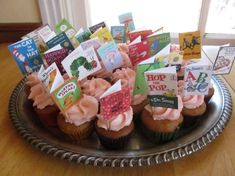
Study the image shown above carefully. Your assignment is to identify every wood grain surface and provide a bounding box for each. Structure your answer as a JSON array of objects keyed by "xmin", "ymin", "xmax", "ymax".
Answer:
[{"xmin": 0, "ymin": 43, "xmax": 234, "ymax": 176}]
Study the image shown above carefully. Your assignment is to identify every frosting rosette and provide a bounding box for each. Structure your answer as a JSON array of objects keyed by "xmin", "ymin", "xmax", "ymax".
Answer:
[
  {"xmin": 182, "ymin": 95, "xmax": 205, "ymax": 109},
  {"xmin": 97, "ymin": 107, "xmax": 133, "ymax": 131},
  {"xmin": 81, "ymin": 78, "xmax": 111, "ymax": 99},
  {"xmin": 26, "ymin": 72, "xmax": 40, "ymax": 87},
  {"xmin": 28, "ymin": 82, "xmax": 54, "ymax": 109},
  {"xmin": 64, "ymin": 94, "xmax": 98, "ymax": 126},
  {"xmin": 145, "ymin": 96, "xmax": 183, "ymax": 121}
]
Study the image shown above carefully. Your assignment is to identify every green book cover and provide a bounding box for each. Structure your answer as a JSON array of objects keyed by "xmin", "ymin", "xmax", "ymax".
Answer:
[{"xmin": 55, "ymin": 19, "xmax": 76, "ymax": 39}]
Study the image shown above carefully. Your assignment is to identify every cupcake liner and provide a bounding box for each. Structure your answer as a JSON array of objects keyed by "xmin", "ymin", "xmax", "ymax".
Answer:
[
  {"xmin": 57, "ymin": 114, "xmax": 94, "ymax": 140},
  {"xmin": 34, "ymin": 105, "xmax": 60, "ymax": 127},
  {"xmin": 96, "ymin": 131, "xmax": 132, "ymax": 150},
  {"xmin": 141, "ymin": 123, "xmax": 181, "ymax": 144}
]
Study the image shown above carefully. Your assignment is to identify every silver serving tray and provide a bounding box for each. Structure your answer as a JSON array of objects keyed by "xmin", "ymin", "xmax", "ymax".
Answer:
[{"xmin": 8, "ymin": 76, "xmax": 232, "ymax": 167}]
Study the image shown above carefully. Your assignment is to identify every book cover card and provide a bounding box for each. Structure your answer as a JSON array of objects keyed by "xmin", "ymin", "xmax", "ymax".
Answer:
[
  {"xmin": 147, "ymin": 32, "xmax": 171, "ymax": 56},
  {"xmin": 128, "ymin": 29, "xmax": 152, "ymax": 42},
  {"xmin": 44, "ymin": 46, "xmax": 69, "ymax": 74},
  {"xmin": 99, "ymin": 80, "xmax": 131, "ymax": 120},
  {"xmin": 8, "ymin": 38, "xmax": 43, "ymax": 75},
  {"xmin": 119, "ymin": 12, "xmax": 135, "ymax": 34},
  {"xmin": 89, "ymin": 21, "xmax": 106, "ymax": 34},
  {"xmin": 213, "ymin": 46, "xmax": 235, "ymax": 75},
  {"xmin": 97, "ymin": 41, "xmax": 123, "ymax": 72},
  {"xmin": 75, "ymin": 28, "xmax": 91, "ymax": 43},
  {"xmin": 38, "ymin": 25, "xmax": 56, "ymax": 43},
  {"xmin": 46, "ymin": 32, "xmax": 74, "ymax": 53},
  {"xmin": 38, "ymin": 63, "xmax": 64, "ymax": 93},
  {"xmin": 128, "ymin": 39, "xmax": 151, "ymax": 66},
  {"xmin": 179, "ymin": 31, "xmax": 201, "ymax": 59},
  {"xmin": 55, "ymin": 19, "xmax": 76, "ymax": 39},
  {"xmin": 80, "ymin": 37, "xmax": 102, "ymax": 50},
  {"xmin": 90, "ymin": 27, "xmax": 114, "ymax": 43},
  {"xmin": 51, "ymin": 78, "xmax": 82, "ymax": 112},
  {"xmin": 111, "ymin": 26, "xmax": 125, "ymax": 43},
  {"xmin": 183, "ymin": 61, "xmax": 213, "ymax": 95},
  {"xmin": 62, "ymin": 47, "xmax": 102, "ymax": 80},
  {"xmin": 144, "ymin": 66, "xmax": 178, "ymax": 109}
]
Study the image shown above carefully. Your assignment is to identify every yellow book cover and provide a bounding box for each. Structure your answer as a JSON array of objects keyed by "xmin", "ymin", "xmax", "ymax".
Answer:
[
  {"xmin": 179, "ymin": 31, "xmax": 201, "ymax": 59},
  {"xmin": 90, "ymin": 27, "xmax": 113, "ymax": 43}
]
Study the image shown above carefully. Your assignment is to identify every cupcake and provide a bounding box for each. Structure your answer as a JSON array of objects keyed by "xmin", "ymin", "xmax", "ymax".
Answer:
[
  {"xmin": 118, "ymin": 43, "xmax": 132, "ymax": 68},
  {"xmin": 25, "ymin": 72, "xmax": 40, "ymax": 97},
  {"xmin": 28, "ymin": 81, "xmax": 60, "ymax": 128},
  {"xmin": 204, "ymin": 82, "xmax": 214, "ymax": 104},
  {"xmin": 141, "ymin": 96, "xmax": 183, "ymax": 144},
  {"xmin": 95, "ymin": 107, "xmax": 134, "ymax": 149},
  {"xmin": 177, "ymin": 60, "xmax": 191, "ymax": 80},
  {"xmin": 178, "ymin": 80, "xmax": 207, "ymax": 127},
  {"xmin": 112, "ymin": 68, "xmax": 148, "ymax": 117},
  {"xmin": 81, "ymin": 78, "xmax": 111, "ymax": 100},
  {"xmin": 57, "ymin": 94, "xmax": 98, "ymax": 140}
]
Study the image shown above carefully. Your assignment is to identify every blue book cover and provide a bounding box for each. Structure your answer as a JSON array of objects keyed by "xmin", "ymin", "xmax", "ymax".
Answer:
[
  {"xmin": 97, "ymin": 41, "xmax": 123, "ymax": 72},
  {"xmin": 111, "ymin": 26, "xmax": 125, "ymax": 43},
  {"xmin": 118, "ymin": 12, "xmax": 135, "ymax": 32},
  {"xmin": 8, "ymin": 38, "xmax": 43, "ymax": 75},
  {"xmin": 46, "ymin": 32, "xmax": 74, "ymax": 53}
]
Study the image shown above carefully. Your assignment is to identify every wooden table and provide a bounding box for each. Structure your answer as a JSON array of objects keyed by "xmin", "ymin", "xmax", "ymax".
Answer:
[{"xmin": 0, "ymin": 43, "xmax": 235, "ymax": 176}]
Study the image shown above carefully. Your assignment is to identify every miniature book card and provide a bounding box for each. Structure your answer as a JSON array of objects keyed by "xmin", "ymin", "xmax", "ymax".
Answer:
[
  {"xmin": 128, "ymin": 29, "xmax": 152, "ymax": 42},
  {"xmin": 38, "ymin": 25, "xmax": 56, "ymax": 43},
  {"xmin": 183, "ymin": 60, "xmax": 213, "ymax": 95},
  {"xmin": 55, "ymin": 19, "xmax": 76, "ymax": 39},
  {"xmin": 38, "ymin": 63, "xmax": 64, "ymax": 93},
  {"xmin": 62, "ymin": 47, "xmax": 102, "ymax": 80},
  {"xmin": 80, "ymin": 37, "xmax": 102, "ymax": 50},
  {"xmin": 144, "ymin": 66, "xmax": 178, "ymax": 109},
  {"xmin": 90, "ymin": 27, "xmax": 114, "ymax": 44},
  {"xmin": 51, "ymin": 78, "xmax": 82, "ymax": 112},
  {"xmin": 8, "ymin": 38, "xmax": 43, "ymax": 75},
  {"xmin": 111, "ymin": 26, "xmax": 125, "ymax": 43},
  {"xmin": 213, "ymin": 46, "xmax": 235, "ymax": 75},
  {"xmin": 119, "ymin": 12, "xmax": 135, "ymax": 34},
  {"xmin": 179, "ymin": 31, "xmax": 201, "ymax": 59},
  {"xmin": 97, "ymin": 41, "xmax": 123, "ymax": 72},
  {"xmin": 75, "ymin": 28, "xmax": 91, "ymax": 43},
  {"xmin": 89, "ymin": 21, "xmax": 106, "ymax": 34},
  {"xmin": 99, "ymin": 80, "xmax": 131, "ymax": 120}
]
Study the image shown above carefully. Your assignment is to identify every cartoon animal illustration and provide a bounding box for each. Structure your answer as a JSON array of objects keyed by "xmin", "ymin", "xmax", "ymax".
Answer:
[
  {"xmin": 182, "ymin": 36, "xmax": 200, "ymax": 50},
  {"xmin": 70, "ymin": 56, "xmax": 97, "ymax": 78}
]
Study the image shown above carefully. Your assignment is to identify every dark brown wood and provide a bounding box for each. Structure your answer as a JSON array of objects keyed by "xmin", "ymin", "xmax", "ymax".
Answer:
[{"xmin": 0, "ymin": 23, "xmax": 42, "ymax": 43}]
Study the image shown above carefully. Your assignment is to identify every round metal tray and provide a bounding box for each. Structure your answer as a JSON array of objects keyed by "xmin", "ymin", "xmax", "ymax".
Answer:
[{"xmin": 8, "ymin": 76, "xmax": 232, "ymax": 167}]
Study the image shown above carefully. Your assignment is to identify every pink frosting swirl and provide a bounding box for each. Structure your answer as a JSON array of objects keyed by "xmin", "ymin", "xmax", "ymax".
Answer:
[
  {"xmin": 145, "ymin": 96, "xmax": 183, "ymax": 121},
  {"xmin": 118, "ymin": 43, "xmax": 129, "ymax": 54},
  {"xmin": 131, "ymin": 94, "xmax": 147, "ymax": 105},
  {"xmin": 28, "ymin": 82, "xmax": 54, "ymax": 109},
  {"xmin": 182, "ymin": 95, "xmax": 205, "ymax": 109},
  {"xmin": 97, "ymin": 107, "xmax": 133, "ymax": 131},
  {"xmin": 26, "ymin": 72, "xmax": 40, "ymax": 87},
  {"xmin": 64, "ymin": 94, "xmax": 98, "ymax": 126},
  {"xmin": 112, "ymin": 68, "xmax": 136, "ymax": 92},
  {"xmin": 81, "ymin": 78, "xmax": 111, "ymax": 99}
]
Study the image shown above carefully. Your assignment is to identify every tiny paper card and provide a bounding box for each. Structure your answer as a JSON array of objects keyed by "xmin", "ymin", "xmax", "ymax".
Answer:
[
  {"xmin": 80, "ymin": 37, "xmax": 102, "ymax": 50},
  {"xmin": 128, "ymin": 29, "xmax": 152, "ymax": 42},
  {"xmin": 147, "ymin": 32, "xmax": 171, "ymax": 56},
  {"xmin": 8, "ymin": 38, "xmax": 43, "ymax": 75},
  {"xmin": 62, "ymin": 47, "xmax": 102, "ymax": 80},
  {"xmin": 75, "ymin": 28, "xmax": 91, "ymax": 43},
  {"xmin": 90, "ymin": 27, "xmax": 114, "ymax": 43},
  {"xmin": 51, "ymin": 78, "xmax": 82, "ymax": 112},
  {"xmin": 128, "ymin": 38, "xmax": 151, "ymax": 66},
  {"xmin": 99, "ymin": 80, "xmax": 131, "ymax": 120},
  {"xmin": 89, "ymin": 21, "xmax": 106, "ymax": 34},
  {"xmin": 97, "ymin": 41, "xmax": 123, "ymax": 72},
  {"xmin": 38, "ymin": 25, "xmax": 56, "ymax": 43},
  {"xmin": 183, "ymin": 60, "xmax": 212, "ymax": 95},
  {"xmin": 55, "ymin": 19, "xmax": 76, "ymax": 39},
  {"xmin": 111, "ymin": 26, "xmax": 125, "ymax": 43},
  {"xmin": 119, "ymin": 12, "xmax": 135, "ymax": 33},
  {"xmin": 46, "ymin": 32, "xmax": 74, "ymax": 53},
  {"xmin": 44, "ymin": 46, "xmax": 69, "ymax": 74},
  {"xmin": 179, "ymin": 31, "xmax": 201, "ymax": 59},
  {"xmin": 144, "ymin": 66, "xmax": 178, "ymax": 109},
  {"xmin": 38, "ymin": 63, "xmax": 64, "ymax": 93},
  {"xmin": 213, "ymin": 46, "xmax": 235, "ymax": 75}
]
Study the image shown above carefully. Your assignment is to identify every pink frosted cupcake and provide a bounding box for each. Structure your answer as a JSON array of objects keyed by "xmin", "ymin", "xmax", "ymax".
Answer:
[
  {"xmin": 57, "ymin": 94, "xmax": 98, "ymax": 140},
  {"xmin": 95, "ymin": 107, "xmax": 134, "ymax": 149},
  {"xmin": 81, "ymin": 78, "xmax": 111, "ymax": 100},
  {"xmin": 118, "ymin": 43, "xmax": 132, "ymax": 68},
  {"xmin": 141, "ymin": 96, "xmax": 184, "ymax": 143},
  {"xmin": 28, "ymin": 81, "xmax": 60, "ymax": 128}
]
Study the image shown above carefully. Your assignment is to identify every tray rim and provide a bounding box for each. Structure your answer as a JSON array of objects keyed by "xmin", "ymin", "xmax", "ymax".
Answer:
[{"xmin": 8, "ymin": 75, "xmax": 233, "ymax": 167}]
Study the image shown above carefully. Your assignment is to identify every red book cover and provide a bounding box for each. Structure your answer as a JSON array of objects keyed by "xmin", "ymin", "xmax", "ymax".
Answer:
[
  {"xmin": 128, "ymin": 30, "xmax": 152, "ymax": 42},
  {"xmin": 128, "ymin": 40, "xmax": 150, "ymax": 66},
  {"xmin": 44, "ymin": 48, "xmax": 69, "ymax": 74}
]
